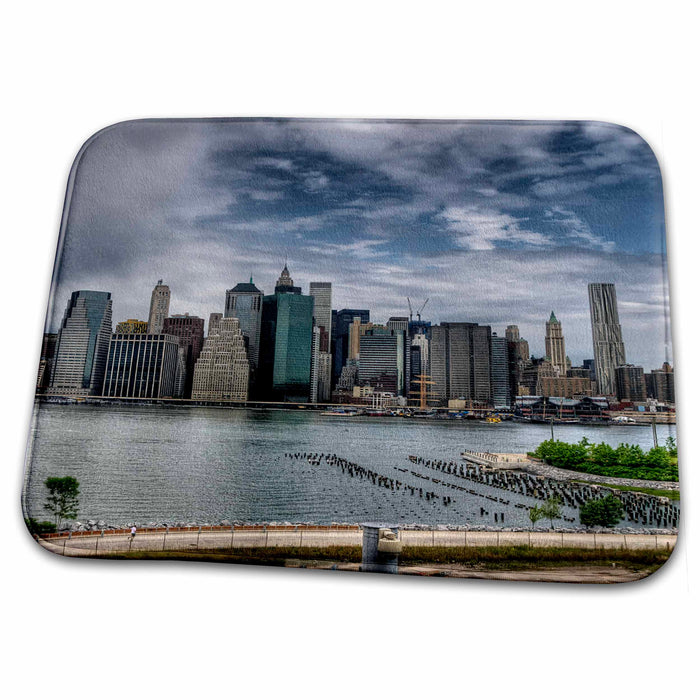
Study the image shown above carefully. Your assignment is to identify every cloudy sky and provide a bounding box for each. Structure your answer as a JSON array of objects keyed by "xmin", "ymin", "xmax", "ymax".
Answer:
[{"xmin": 48, "ymin": 119, "xmax": 672, "ymax": 370}]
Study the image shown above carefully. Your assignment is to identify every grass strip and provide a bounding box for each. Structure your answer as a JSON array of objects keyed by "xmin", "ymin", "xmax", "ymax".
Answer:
[
  {"xmin": 571, "ymin": 480, "xmax": 680, "ymax": 500},
  {"xmin": 98, "ymin": 544, "xmax": 672, "ymax": 572}
]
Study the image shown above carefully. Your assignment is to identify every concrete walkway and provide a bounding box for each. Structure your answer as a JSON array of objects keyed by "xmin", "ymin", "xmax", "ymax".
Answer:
[{"xmin": 36, "ymin": 528, "xmax": 677, "ymax": 557}]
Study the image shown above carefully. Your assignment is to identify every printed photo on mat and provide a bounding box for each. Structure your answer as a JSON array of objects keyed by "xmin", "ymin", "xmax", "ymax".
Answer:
[{"xmin": 23, "ymin": 119, "xmax": 678, "ymax": 582}]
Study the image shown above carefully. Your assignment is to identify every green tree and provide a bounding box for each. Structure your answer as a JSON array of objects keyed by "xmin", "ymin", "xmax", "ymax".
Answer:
[
  {"xmin": 643, "ymin": 447, "xmax": 672, "ymax": 470},
  {"xmin": 44, "ymin": 476, "xmax": 80, "ymax": 530},
  {"xmin": 540, "ymin": 496, "xmax": 563, "ymax": 528},
  {"xmin": 579, "ymin": 495, "xmax": 625, "ymax": 528},
  {"xmin": 528, "ymin": 506, "xmax": 544, "ymax": 527},
  {"xmin": 615, "ymin": 443, "xmax": 645, "ymax": 468},
  {"xmin": 590, "ymin": 442, "xmax": 617, "ymax": 468},
  {"xmin": 665, "ymin": 436, "xmax": 677, "ymax": 458}
]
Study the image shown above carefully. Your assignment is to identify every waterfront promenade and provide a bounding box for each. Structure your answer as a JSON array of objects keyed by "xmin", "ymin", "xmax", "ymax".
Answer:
[{"xmin": 35, "ymin": 526, "xmax": 677, "ymax": 557}]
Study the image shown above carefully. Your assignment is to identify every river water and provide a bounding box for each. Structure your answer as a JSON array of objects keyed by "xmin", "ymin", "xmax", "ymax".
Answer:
[{"xmin": 23, "ymin": 404, "xmax": 678, "ymax": 529}]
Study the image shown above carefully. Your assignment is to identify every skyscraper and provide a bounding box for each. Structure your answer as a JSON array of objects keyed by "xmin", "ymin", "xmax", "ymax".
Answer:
[
  {"xmin": 545, "ymin": 311, "xmax": 567, "ymax": 376},
  {"xmin": 191, "ymin": 317, "xmax": 250, "ymax": 401},
  {"xmin": 357, "ymin": 327, "xmax": 404, "ymax": 395},
  {"xmin": 410, "ymin": 332, "xmax": 430, "ymax": 390},
  {"xmin": 309, "ymin": 282, "xmax": 332, "ymax": 351},
  {"xmin": 647, "ymin": 363, "xmax": 675, "ymax": 404},
  {"xmin": 36, "ymin": 333, "xmax": 58, "ymax": 392},
  {"xmin": 615, "ymin": 364, "xmax": 647, "ymax": 402},
  {"xmin": 588, "ymin": 283, "xmax": 626, "ymax": 396},
  {"xmin": 429, "ymin": 322, "xmax": 492, "ymax": 406},
  {"xmin": 505, "ymin": 325, "xmax": 520, "ymax": 343},
  {"xmin": 332, "ymin": 309, "xmax": 370, "ymax": 385},
  {"xmin": 490, "ymin": 334, "xmax": 510, "ymax": 408},
  {"xmin": 102, "ymin": 333, "xmax": 180, "ymax": 398},
  {"xmin": 49, "ymin": 291, "xmax": 113, "ymax": 396},
  {"xmin": 274, "ymin": 264, "xmax": 301, "ymax": 295},
  {"xmin": 310, "ymin": 325, "xmax": 321, "ymax": 403},
  {"xmin": 162, "ymin": 314, "xmax": 205, "ymax": 398},
  {"xmin": 258, "ymin": 268, "xmax": 314, "ymax": 402},
  {"xmin": 387, "ymin": 316, "xmax": 410, "ymax": 396},
  {"xmin": 208, "ymin": 313, "xmax": 223, "ymax": 336},
  {"xmin": 224, "ymin": 278, "xmax": 263, "ymax": 368},
  {"xmin": 147, "ymin": 280, "xmax": 170, "ymax": 334},
  {"xmin": 349, "ymin": 318, "xmax": 380, "ymax": 362}
]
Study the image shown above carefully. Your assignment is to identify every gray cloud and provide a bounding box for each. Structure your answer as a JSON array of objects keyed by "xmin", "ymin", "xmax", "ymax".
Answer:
[{"xmin": 47, "ymin": 119, "xmax": 672, "ymax": 373}]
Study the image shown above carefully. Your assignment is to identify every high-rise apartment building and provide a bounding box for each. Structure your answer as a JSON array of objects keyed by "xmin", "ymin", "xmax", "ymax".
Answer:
[
  {"xmin": 191, "ymin": 317, "xmax": 250, "ymax": 401},
  {"xmin": 147, "ymin": 280, "xmax": 170, "ymax": 334},
  {"xmin": 588, "ymin": 282, "xmax": 626, "ymax": 396},
  {"xmin": 162, "ymin": 314, "xmax": 205, "ymax": 398},
  {"xmin": 615, "ymin": 364, "xmax": 647, "ymax": 402},
  {"xmin": 545, "ymin": 311, "xmax": 567, "ymax": 376},
  {"xmin": 49, "ymin": 291, "xmax": 113, "ymax": 396},
  {"xmin": 102, "ymin": 333, "xmax": 180, "ymax": 398},
  {"xmin": 646, "ymin": 363, "xmax": 675, "ymax": 404},
  {"xmin": 224, "ymin": 278, "xmax": 263, "ymax": 368}
]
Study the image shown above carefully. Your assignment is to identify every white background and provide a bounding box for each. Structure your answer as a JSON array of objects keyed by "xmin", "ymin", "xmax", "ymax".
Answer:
[{"xmin": 2, "ymin": 2, "xmax": 696, "ymax": 698}]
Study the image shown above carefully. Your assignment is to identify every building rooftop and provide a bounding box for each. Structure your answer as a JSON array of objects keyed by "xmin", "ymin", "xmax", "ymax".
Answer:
[{"xmin": 229, "ymin": 281, "xmax": 262, "ymax": 293}]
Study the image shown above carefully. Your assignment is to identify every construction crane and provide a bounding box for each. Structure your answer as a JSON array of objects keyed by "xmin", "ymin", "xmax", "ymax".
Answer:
[
  {"xmin": 416, "ymin": 298, "xmax": 429, "ymax": 322},
  {"xmin": 407, "ymin": 297, "xmax": 413, "ymax": 322}
]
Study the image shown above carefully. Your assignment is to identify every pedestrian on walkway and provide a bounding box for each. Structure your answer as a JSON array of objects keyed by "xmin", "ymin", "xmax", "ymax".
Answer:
[{"xmin": 130, "ymin": 526, "xmax": 137, "ymax": 539}]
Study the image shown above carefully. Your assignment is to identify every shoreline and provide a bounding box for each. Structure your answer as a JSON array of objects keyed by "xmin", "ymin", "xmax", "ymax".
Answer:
[
  {"xmin": 36, "ymin": 521, "xmax": 679, "ymax": 537},
  {"xmin": 33, "ymin": 395, "xmax": 677, "ymax": 425}
]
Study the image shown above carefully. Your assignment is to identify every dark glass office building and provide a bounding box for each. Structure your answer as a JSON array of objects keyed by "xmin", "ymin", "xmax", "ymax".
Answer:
[
  {"xmin": 225, "ymin": 278, "xmax": 263, "ymax": 368},
  {"xmin": 259, "ymin": 293, "xmax": 314, "ymax": 402}
]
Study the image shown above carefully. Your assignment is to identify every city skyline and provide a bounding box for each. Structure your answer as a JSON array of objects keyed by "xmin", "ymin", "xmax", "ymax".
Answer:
[{"xmin": 46, "ymin": 119, "xmax": 671, "ymax": 369}]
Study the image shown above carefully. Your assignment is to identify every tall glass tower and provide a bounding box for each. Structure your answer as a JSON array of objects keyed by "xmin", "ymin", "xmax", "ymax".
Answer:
[
  {"xmin": 49, "ymin": 290, "xmax": 113, "ymax": 396},
  {"xmin": 225, "ymin": 278, "xmax": 263, "ymax": 368},
  {"xmin": 588, "ymin": 283, "xmax": 626, "ymax": 396},
  {"xmin": 259, "ymin": 267, "xmax": 314, "ymax": 402},
  {"xmin": 309, "ymin": 282, "xmax": 332, "ymax": 350}
]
